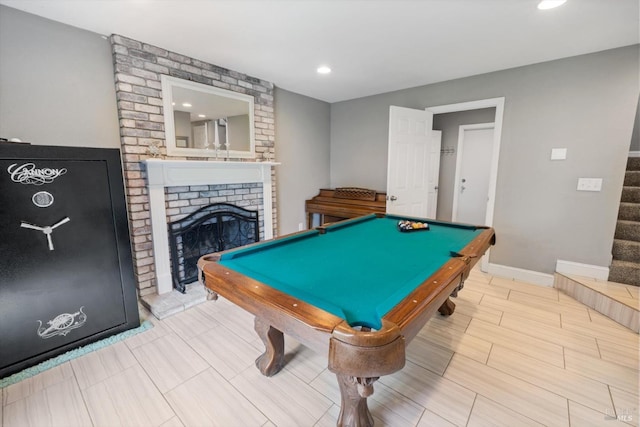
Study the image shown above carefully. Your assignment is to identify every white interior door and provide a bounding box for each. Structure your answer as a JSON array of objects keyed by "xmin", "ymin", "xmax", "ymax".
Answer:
[
  {"xmin": 387, "ymin": 106, "xmax": 440, "ymax": 218},
  {"xmin": 453, "ymin": 124, "xmax": 494, "ymax": 225}
]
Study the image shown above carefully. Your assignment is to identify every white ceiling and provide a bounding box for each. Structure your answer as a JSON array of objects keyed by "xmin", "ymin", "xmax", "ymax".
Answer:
[{"xmin": 1, "ymin": 0, "xmax": 638, "ymax": 103}]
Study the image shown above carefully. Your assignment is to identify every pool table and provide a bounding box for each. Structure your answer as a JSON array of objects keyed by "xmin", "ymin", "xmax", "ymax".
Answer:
[{"xmin": 198, "ymin": 213, "xmax": 495, "ymax": 426}]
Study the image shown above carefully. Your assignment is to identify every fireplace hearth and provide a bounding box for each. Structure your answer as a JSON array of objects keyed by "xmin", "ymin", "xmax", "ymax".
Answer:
[{"xmin": 168, "ymin": 203, "xmax": 259, "ymax": 293}]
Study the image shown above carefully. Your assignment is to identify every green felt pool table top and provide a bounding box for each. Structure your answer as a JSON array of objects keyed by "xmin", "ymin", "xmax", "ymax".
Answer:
[{"xmin": 219, "ymin": 214, "xmax": 485, "ymax": 329}]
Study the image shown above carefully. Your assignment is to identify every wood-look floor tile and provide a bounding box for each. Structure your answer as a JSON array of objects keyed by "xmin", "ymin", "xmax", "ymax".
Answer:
[
  {"xmin": 205, "ymin": 303, "xmax": 260, "ymax": 345},
  {"xmin": 508, "ymin": 290, "xmax": 590, "ymax": 322},
  {"xmin": 282, "ymin": 338, "xmax": 328, "ymax": 384},
  {"xmin": 444, "ymin": 354, "xmax": 569, "ymax": 426},
  {"xmin": 467, "ymin": 318, "xmax": 565, "ymax": 367},
  {"xmin": 71, "ymin": 341, "xmax": 138, "ymax": 390},
  {"xmin": 187, "ymin": 325, "xmax": 260, "ymax": 380},
  {"xmin": 2, "ymin": 362, "xmax": 74, "ymax": 405},
  {"xmin": 457, "ymin": 288, "xmax": 483, "ymax": 305},
  {"xmin": 490, "ymin": 277, "xmax": 559, "ymax": 301},
  {"xmin": 444, "ymin": 295, "xmax": 503, "ymax": 326},
  {"xmin": 417, "ymin": 320, "xmax": 492, "ymax": 364},
  {"xmin": 160, "ymin": 416, "xmax": 185, "ymax": 427},
  {"xmin": 368, "ymin": 381, "xmax": 426, "ymax": 427},
  {"xmin": 468, "ymin": 268, "xmax": 493, "ymax": 284},
  {"xmin": 165, "ymin": 368, "xmax": 267, "ymax": 427},
  {"xmin": 464, "ymin": 280, "xmax": 511, "ymax": 299},
  {"xmin": 132, "ymin": 333, "xmax": 208, "ymax": 393},
  {"xmin": 597, "ymin": 338, "xmax": 639, "ymax": 370},
  {"xmin": 82, "ymin": 364, "xmax": 175, "ymax": 427},
  {"xmin": 568, "ymin": 400, "xmax": 632, "ymax": 427},
  {"xmin": 480, "ymin": 294, "xmax": 561, "ymax": 327},
  {"xmin": 416, "ymin": 408, "xmax": 457, "ymax": 427},
  {"xmin": 163, "ymin": 304, "xmax": 220, "ymax": 341},
  {"xmin": 3, "ymin": 376, "xmax": 92, "ymax": 427},
  {"xmin": 564, "ymin": 349, "xmax": 639, "ymax": 395},
  {"xmin": 558, "ymin": 291, "xmax": 591, "ymax": 308},
  {"xmin": 487, "ymin": 345, "xmax": 614, "ymax": 415},
  {"xmin": 405, "ymin": 333, "xmax": 454, "ymax": 376},
  {"xmin": 429, "ymin": 307, "xmax": 473, "ymax": 332},
  {"xmin": 125, "ymin": 315, "xmax": 173, "ymax": 350},
  {"xmin": 499, "ymin": 313, "xmax": 600, "ymax": 358},
  {"xmin": 609, "ymin": 387, "xmax": 639, "ymax": 425},
  {"xmin": 562, "ymin": 314, "xmax": 639, "ymax": 349},
  {"xmin": 231, "ymin": 365, "xmax": 332, "ymax": 426},
  {"xmin": 467, "ymin": 395, "xmax": 544, "ymax": 427},
  {"xmin": 380, "ymin": 360, "xmax": 476, "ymax": 426}
]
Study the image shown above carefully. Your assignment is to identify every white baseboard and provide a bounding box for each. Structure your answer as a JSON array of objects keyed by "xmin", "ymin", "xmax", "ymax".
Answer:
[
  {"xmin": 485, "ymin": 263, "xmax": 555, "ymax": 287},
  {"xmin": 629, "ymin": 151, "xmax": 640, "ymax": 158},
  {"xmin": 555, "ymin": 259, "xmax": 609, "ymax": 281}
]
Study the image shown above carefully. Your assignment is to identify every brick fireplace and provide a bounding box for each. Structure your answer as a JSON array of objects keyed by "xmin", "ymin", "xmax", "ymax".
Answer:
[{"xmin": 109, "ymin": 35, "xmax": 277, "ymax": 301}]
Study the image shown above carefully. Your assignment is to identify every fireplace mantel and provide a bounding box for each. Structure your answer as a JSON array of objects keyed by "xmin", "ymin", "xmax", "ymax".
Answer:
[{"xmin": 145, "ymin": 159, "xmax": 279, "ymax": 294}]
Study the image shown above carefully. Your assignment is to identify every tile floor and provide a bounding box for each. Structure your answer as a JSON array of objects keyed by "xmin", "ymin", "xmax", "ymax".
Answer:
[{"xmin": 2, "ymin": 270, "xmax": 639, "ymax": 427}]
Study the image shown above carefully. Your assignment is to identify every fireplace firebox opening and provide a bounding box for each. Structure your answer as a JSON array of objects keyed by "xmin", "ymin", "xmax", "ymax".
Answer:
[{"xmin": 168, "ymin": 202, "xmax": 259, "ymax": 293}]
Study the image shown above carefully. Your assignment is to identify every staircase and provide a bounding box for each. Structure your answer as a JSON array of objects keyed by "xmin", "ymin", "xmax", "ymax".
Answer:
[{"xmin": 608, "ymin": 157, "xmax": 640, "ymax": 286}]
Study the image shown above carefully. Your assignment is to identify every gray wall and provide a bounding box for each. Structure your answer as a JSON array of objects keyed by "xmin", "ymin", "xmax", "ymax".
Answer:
[
  {"xmin": 0, "ymin": 6, "xmax": 120, "ymax": 148},
  {"xmin": 433, "ymin": 108, "xmax": 496, "ymax": 221},
  {"xmin": 274, "ymin": 88, "xmax": 331, "ymax": 235},
  {"xmin": 330, "ymin": 45, "xmax": 640, "ymax": 274},
  {"xmin": 631, "ymin": 96, "xmax": 640, "ymax": 152}
]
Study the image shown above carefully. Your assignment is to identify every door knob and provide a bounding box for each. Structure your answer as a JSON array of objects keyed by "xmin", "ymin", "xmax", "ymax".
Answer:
[{"xmin": 389, "ymin": 196, "xmax": 398, "ymax": 201}]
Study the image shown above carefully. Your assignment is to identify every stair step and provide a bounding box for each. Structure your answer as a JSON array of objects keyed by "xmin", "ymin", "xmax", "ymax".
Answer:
[
  {"xmin": 624, "ymin": 170, "xmax": 640, "ymax": 186},
  {"xmin": 621, "ymin": 186, "xmax": 640, "ymax": 203},
  {"xmin": 608, "ymin": 260, "xmax": 640, "ymax": 286},
  {"xmin": 612, "ymin": 239, "xmax": 640, "ymax": 263},
  {"xmin": 618, "ymin": 202, "xmax": 640, "ymax": 221},
  {"xmin": 614, "ymin": 220, "xmax": 640, "ymax": 242},
  {"xmin": 627, "ymin": 156, "xmax": 640, "ymax": 172}
]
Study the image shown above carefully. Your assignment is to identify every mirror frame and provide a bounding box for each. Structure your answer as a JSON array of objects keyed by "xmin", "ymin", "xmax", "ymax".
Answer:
[{"xmin": 161, "ymin": 75, "xmax": 256, "ymax": 159}]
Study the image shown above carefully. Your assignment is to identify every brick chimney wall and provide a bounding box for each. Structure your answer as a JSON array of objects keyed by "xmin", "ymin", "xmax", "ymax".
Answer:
[{"xmin": 109, "ymin": 34, "xmax": 276, "ymax": 297}]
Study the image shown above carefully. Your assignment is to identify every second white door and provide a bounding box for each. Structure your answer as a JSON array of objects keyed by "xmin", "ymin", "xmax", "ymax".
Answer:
[{"xmin": 453, "ymin": 124, "xmax": 494, "ymax": 225}]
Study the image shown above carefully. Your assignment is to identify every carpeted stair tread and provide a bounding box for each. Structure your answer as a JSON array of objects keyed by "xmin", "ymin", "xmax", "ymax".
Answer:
[
  {"xmin": 614, "ymin": 220, "xmax": 640, "ymax": 242},
  {"xmin": 621, "ymin": 187, "xmax": 640, "ymax": 203},
  {"xmin": 624, "ymin": 170, "xmax": 640, "ymax": 186},
  {"xmin": 612, "ymin": 239, "xmax": 640, "ymax": 263},
  {"xmin": 608, "ymin": 259, "xmax": 640, "ymax": 286},
  {"xmin": 627, "ymin": 156, "xmax": 640, "ymax": 171},
  {"xmin": 618, "ymin": 202, "xmax": 640, "ymax": 221}
]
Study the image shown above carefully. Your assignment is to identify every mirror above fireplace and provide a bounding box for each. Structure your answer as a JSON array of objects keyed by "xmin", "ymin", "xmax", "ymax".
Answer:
[{"xmin": 161, "ymin": 75, "xmax": 256, "ymax": 159}]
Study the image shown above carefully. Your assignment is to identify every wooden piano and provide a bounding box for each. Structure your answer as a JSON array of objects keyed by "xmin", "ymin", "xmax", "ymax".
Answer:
[{"xmin": 305, "ymin": 187, "xmax": 387, "ymax": 228}]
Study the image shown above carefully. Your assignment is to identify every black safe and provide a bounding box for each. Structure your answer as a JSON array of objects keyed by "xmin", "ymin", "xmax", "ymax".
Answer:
[{"xmin": 0, "ymin": 144, "xmax": 139, "ymax": 378}]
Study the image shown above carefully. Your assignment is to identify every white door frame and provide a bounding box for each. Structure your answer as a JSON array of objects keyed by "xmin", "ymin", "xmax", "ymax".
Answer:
[
  {"xmin": 452, "ymin": 123, "xmax": 495, "ymax": 222},
  {"xmin": 426, "ymin": 97, "xmax": 505, "ymax": 271}
]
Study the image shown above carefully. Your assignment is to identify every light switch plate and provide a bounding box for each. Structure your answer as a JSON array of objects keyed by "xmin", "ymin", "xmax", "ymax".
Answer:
[{"xmin": 551, "ymin": 148, "xmax": 567, "ymax": 160}]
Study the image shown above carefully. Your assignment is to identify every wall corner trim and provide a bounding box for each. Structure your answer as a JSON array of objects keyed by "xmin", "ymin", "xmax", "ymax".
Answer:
[{"xmin": 555, "ymin": 259, "xmax": 610, "ymax": 281}]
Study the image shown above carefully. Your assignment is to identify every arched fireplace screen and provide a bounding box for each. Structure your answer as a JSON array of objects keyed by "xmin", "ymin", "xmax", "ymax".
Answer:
[{"xmin": 168, "ymin": 203, "xmax": 259, "ymax": 293}]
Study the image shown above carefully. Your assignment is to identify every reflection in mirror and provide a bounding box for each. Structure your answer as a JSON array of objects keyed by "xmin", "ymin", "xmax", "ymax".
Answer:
[{"xmin": 162, "ymin": 75, "xmax": 255, "ymax": 158}]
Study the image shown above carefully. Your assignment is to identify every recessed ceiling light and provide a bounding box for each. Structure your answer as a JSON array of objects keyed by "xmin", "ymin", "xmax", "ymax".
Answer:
[
  {"xmin": 182, "ymin": 102, "xmax": 192, "ymax": 107},
  {"xmin": 317, "ymin": 66, "xmax": 332, "ymax": 74},
  {"xmin": 538, "ymin": 0, "xmax": 567, "ymax": 10},
  {"xmin": 198, "ymin": 114, "xmax": 206, "ymax": 118}
]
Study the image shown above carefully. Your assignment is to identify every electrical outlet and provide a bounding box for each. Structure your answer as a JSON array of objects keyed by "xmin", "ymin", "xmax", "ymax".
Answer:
[
  {"xmin": 298, "ymin": 222, "xmax": 304, "ymax": 231},
  {"xmin": 577, "ymin": 178, "xmax": 603, "ymax": 192}
]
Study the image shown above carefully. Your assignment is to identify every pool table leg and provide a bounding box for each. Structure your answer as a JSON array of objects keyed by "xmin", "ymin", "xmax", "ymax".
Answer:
[
  {"xmin": 438, "ymin": 297, "xmax": 456, "ymax": 316},
  {"xmin": 254, "ymin": 317, "xmax": 285, "ymax": 376},
  {"xmin": 336, "ymin": 374, "xmax": 377, "ymax": 427}
]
